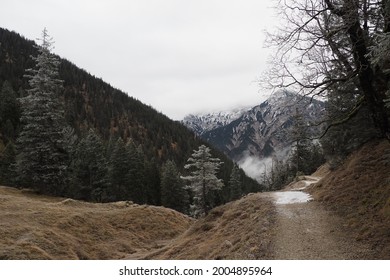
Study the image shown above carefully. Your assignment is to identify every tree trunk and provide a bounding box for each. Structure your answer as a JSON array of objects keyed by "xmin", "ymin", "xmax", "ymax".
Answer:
[
  {"xmin": 202, "ymin": 179, "xmax": 208, "ymax": 215},
  {"xmin": 343, "ymin": 2, "xmax": 390, "ymax": 137}
]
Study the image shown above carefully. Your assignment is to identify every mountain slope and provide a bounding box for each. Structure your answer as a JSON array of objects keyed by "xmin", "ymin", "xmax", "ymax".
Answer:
[
  {"xmin": 201, "ymin": 91, "xmax": 325, "ymax": 161},
  {"xmin": 0, "ymin": 27, "xmax": 261, "ymax": 196},
  {"xmin": 0, "ymin": 27, "xmax": 193, "ymax": 166},
  {"xmin": 182, "ymin": 107, "xmax": 250, "ymax": 136},
  {"xmin": 309, "ymin": 139, "xmax": 390, "ymax": 259},
  {"xmin": 183, "ymin": 91, "xmax": 325, "ymax": 181}
]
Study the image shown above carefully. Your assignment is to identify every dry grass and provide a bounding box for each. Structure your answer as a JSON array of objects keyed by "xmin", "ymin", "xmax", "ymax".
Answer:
[
  {"xmin": 145, "ymin": 193, "xmax": 275, "ymax": 260},
  {"xmin": 0, "ymin": 186, "xmax": 193, "ymax": 259},
  {"xmin": 309, "ymin": 139, "xmax": 390, "ymax": 259}
]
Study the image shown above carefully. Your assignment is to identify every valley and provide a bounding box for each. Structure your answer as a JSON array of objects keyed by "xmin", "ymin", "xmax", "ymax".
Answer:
[
  {"xmin": 1, "ymin": 12, "xmax": 390, "ymax": 261},
  {"xmin": 1, "ymin": 139, "xmax": 389, "ymax": 259}
]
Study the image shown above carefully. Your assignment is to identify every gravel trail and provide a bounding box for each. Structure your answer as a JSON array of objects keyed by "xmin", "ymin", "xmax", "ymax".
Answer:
[{"xmin": 268, "ymin": 177, "xmax": 370, "ymax": 259}]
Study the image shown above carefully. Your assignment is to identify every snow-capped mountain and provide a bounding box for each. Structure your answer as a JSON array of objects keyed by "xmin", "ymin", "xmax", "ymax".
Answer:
[
  {"xmin": 183, "ymin": 91, "xmax": 325, "ymax": 181},
  {"xmin": 182, "ymin": 107, "xmax": 250, "ymax": 136}
]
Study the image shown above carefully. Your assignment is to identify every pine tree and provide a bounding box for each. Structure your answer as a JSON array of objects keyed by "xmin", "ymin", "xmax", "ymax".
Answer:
[
  {"xmin": 126, "ymin": 142, "xmax": 147, "ymax": 204},
  {"xmin": 0, "ymin": 81, "xmax": 20, "ymax": 142},
  {"xmin": 182, "ymin": 145, "xmax": 224, "ymax": 217},
  {"xmin": 289, "ymin": 107, "xmax": 318, "ymax": 175},
  {"xmin": 268, "ymin": 158, "xmax": 291, "ymax": 190},
  {"xmin": 320, "ymin": 82, "xmax": 377, "ymax": 168},
  {"xmin": 0, "ymin": 142, "xmax": 16, "ymax": 186},
  {"xmin": 15, "ymin": 28, "xmax": 68, "ymax": 195},
  {"xmin": 143, "ymin": 159, "xmax": 161, "ymax": 205},
  {"xmin": 108, "ymin": 137, "xmax": 131, "ymax": 201},
  {"xmin": 108, "ymin": 138, "xmax": 147, "ymax": 203},
  {"xmin": 71, "ymin": 129, "xmax": 108, "ymax": 201},
  {"xmin": 228, "ymin": 164, "xmax": 242, "ymax": 201},
  {"xmin": 161, "ymin": 160, "xmax": 188, "ymax": 213}
]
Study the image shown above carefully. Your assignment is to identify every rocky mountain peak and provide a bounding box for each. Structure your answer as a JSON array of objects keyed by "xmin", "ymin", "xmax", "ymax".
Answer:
[
  {"xmin": 182, "ymin": 91, "xmax": 325, "ymax": 181},
  {"xmin": 182, "ymin": 106, "xmax": 251, "ymax": 136}
]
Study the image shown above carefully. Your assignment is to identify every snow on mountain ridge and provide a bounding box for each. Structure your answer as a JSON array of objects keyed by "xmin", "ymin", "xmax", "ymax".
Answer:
[
  {"xmin": 182, "ymin": 106, "xmax": 251, "ymax": 135},
  {"xmin": 182, "ymin": 90, "xmax": 305, "ymax": 137},
  {"xmin": 182, "ymin": 91, "xmax": 326, "ymax": 182}
]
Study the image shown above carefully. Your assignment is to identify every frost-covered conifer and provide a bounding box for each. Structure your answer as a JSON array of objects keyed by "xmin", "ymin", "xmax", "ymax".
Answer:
[
  {"xmin": 16, "ymin": 28, "xmax": 68, "ymax": 194},
  {"xmin": 182, "ymin": 145, "xmax": 224, "ymax": 217}
]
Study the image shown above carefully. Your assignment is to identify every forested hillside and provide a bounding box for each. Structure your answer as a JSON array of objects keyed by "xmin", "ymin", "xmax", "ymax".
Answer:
[
  {"xmin": 0, "ymin": 28, "xmax": 196, "ymax": 165},
  {"xmin": 0, "ymin": 28, "xmax": 261, "ymax": 213}
]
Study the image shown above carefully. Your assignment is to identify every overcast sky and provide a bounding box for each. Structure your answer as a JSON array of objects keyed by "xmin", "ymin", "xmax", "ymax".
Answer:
[{"xmin": 2, "ymin": 0, "xmax": 278, "ymax": 120}]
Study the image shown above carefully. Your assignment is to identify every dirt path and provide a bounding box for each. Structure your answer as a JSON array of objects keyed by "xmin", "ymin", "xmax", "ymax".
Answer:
[{"xmin": 268, "ymin": 177, "xmax": 371, "ymax": 259}]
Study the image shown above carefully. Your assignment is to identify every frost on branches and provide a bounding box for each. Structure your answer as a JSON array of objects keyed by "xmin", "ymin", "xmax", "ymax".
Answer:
[
  {"xmin": 16, "ymin": 28, "xmax": 68, "ymax": 195},
  {"xmin": 182, "ymin": 145, "xmax": 224, "ymax": 217}
]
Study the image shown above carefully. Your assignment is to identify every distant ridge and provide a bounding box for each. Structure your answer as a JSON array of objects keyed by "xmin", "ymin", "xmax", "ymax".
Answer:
[
  {"xmin": 182, "ymin": 106, "xmax": 250, "ymax": 136},
  {"xmin": 183, "ymin": 91, "xmax": 325, "ymax": 180}
]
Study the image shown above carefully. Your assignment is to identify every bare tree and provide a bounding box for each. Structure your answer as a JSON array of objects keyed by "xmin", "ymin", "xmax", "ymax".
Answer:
[{"xmin": 264, "ymin": 0, "xmax": 390, "ymax": 137}]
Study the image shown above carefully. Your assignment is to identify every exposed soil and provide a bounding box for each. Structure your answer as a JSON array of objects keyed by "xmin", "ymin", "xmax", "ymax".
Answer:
[{"xmin": 268, "ymin": 185, "xmax": 371, "ymax": 259}]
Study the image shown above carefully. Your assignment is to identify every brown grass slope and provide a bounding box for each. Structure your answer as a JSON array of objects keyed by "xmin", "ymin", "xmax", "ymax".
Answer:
[
  {"xmin": 309, "ymin": 139, "xmax": 390, "ymax": 259},
  {"xmin": 0, "ymin": 186, "xmax": 193, "ymax": 259},
  {"xmin": 145, "ymin": 193, "xmax": 275, "ymax": 260}
]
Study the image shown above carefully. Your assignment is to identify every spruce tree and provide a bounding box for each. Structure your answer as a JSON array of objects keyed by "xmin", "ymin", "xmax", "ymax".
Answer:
[
  {"xmin": 108, "ymin": 138, "xmax": 147, "ymax": 203},
  {"xmin": 71, "ymin": 129, "xmax": 108, "ymax": 201},
  {"xmin": 289, "ymin": 107, "xmax": 315, "ymax": 175},
  {"xmin": 320, "ymin": 82, "xmax": 377, "ymax": 167},
  {"xmin": 0, "ymin": 142, "xmax": 16, "ymax": 186},
  {"xmin": 161, "ymin": 160, "xmax": 188, "ymax": 213},
  {"xmin": 108, "ymin": 137, "xmax": 131, "ymax": 201},
  {"xmin": 15, "ymin": 28, "xmax": 68, "ymax": 195},
  {"xmin": 228, "ymin": 164, "xmax": 242, "ymax": 201},
  {"xmin": 126, "ymin": 142, "xmax": 146, "ymax": 204},
  {"xmin": 182, "ymin": 145, "xmax": 224, "ymax": 217},
  {"xmin": 0, "ymin": 81, "xmax": 20, "ymax": 142},
  {"xmin": 144, "ymin": 159, "xmax": 161, "ymax": 205}
]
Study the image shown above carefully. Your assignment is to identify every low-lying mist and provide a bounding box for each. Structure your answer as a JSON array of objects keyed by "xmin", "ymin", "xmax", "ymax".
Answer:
[{"xmin": 237, "ymin": 147, "xmax": 291, "ymax": 183}]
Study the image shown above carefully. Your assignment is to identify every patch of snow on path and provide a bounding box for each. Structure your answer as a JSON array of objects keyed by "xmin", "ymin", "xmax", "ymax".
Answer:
[{"xmin": 274, "ymin": 191, "xmax": 313, "ymax": 205}]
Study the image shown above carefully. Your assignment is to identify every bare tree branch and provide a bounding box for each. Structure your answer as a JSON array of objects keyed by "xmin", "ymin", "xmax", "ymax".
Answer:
[{"xmin": 262, "ymin": 0, "xmax": 390, "ymax": 137}]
